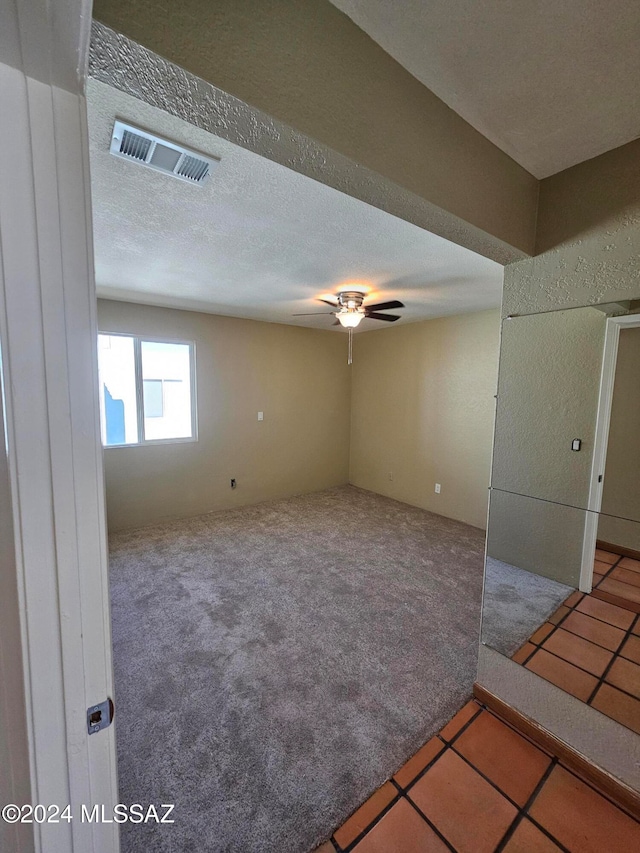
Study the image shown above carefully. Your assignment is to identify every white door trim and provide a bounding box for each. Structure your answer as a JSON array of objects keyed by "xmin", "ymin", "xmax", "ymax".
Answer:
[
  {"xmin": 0, "ymin": 2, "xmax": 119, "ymax": 851},
  {"xmin": 580, "ymin": 313, "xmax": 640, "ymax": 590}
]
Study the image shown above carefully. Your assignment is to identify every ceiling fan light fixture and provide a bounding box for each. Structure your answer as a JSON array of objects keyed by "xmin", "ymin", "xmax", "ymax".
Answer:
[{"xmin": 337, "ymin": 310, "xmax": 365, "ymax": 328}]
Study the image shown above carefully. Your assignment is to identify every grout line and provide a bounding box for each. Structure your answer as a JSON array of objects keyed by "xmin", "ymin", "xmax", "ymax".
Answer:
[
  {"xmin": 512, "ymin": 609, "xmax": 565, "ymax": 665},
  {"xmin": 449, "ymin": 744, "xmax": 532, "ymax": 812},
  {"xmin": 483, "ymin": 706, "xmax": 555, "ymax": 757},
  {"xmin": 441, "ymin": 706, "xmax": 556, "ymax": 820},
  {"xmin": 467, "ymin": 700, "xmax": 633, "ymax": 839},
  {"xmin": 519, "ymin": 601, "xmax": 612, "ymax": 681},
  {"xmin": 536, "ymin": 635, "xmax": 615, "ymax": 677},
  {"xmin": 522, "ymin": 593, "xmax": 581, "ymax": 653},
  {"xmin": 554, "ymin": 620, "xmax": 626, "ymax": 653},
  {"xmin": 444, "ymin": 702, "xmax": 484, "ymax": 748},
  {"xmin": 573, "ymin": 601, "xmax": 637, "ymax": 627},
  {"xmin": 527, "ymin": 645, "xmax": 631, "ymax": 694},
  {"xmin": 589, "ymin": 589, "xmax": 640, "ymax": 615},
  {"xmin": 606, "ymin": 557, "xmax": 640, "ymax": 581},
  {"xmin": 517, "ymin": 760, "xmax": 573, "ymax": 853},
  {"xmin": 336, "ymin": 791, "xmax": 401, "ymax": 853},
  {"xmin": 549, "ymin": 601, "xmax": 629, "ymax": 652},
  {"xmin": 585, "ymin": 614, "xmax": 640, "ymax": 706},
  {"xmin": 493, "ymin": 759, "xmax": 569, "ymax": 853},
  {"xmin": 533, "ymin": 644, "xmax": 640, "ymax": 704},
  {"xmin": 392, "ymin": 733, "xmax": 448, "ymax": 792},
  {"xmin": 337, "ymin": 694, "xmax": 639, "ymax": 853},
  {"xmin": 337, "ymin": 699, "xmax": 484, "ymax": 849},
  {"xmin": 598, "ymin": 565, "xmax": 640, "ymax": 592},
  {"xmin": 559, "ymin": 759, "xmax": 640, "ymax": 823},
  {"xmin": 493, "ymin": 813, "xmax": 526, "ymax": 853},
  {"xmin": 514, "ymin": 642, "xmax": 539, "ymax": 667},
  {"xmin": 403, "ymin": 792, "xmax": 459, "ymax": 853},
  {"xmin": 511, "ymin": 570, "xmax": 640, "ymax": 714},
  {"xmin": 520, "ymin": 757, "xmax": 557, "ymax": 813},
  {"xmin": 525, "ymin": 814, "xmax": 573, "ymax": 852}
]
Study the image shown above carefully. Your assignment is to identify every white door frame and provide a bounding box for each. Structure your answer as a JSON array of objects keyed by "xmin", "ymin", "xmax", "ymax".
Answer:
[
  {"xmin": 580, "ymin": 313, "xmax": 640, "ymax": 591},
  {"xmin": 0, "ymin": 2, "xmax": 119, "ymax": 851}
]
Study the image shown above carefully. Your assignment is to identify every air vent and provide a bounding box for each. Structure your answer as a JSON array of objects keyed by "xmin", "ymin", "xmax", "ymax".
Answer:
[
  {"xmin": 110, "ymin": 121, "xmax": 218, "ymax": 186},
  {"xmin": 119, "ymin": 129, "xmax": 152, "ymax": 161}
]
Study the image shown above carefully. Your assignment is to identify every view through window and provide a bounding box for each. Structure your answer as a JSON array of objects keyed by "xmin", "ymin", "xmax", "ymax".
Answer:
[{"xmin": 98, "ymin": 334, "xmax": 195, "ymax": 446}]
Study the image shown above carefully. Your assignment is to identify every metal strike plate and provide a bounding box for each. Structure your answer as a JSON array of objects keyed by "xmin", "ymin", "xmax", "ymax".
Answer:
[{"xmin": 87, "ymin": 698, "xmax": 114, "ymax": 734}]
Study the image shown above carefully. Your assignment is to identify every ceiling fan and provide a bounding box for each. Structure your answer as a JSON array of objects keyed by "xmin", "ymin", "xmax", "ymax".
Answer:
[
  {"xmin": 293, "ymin": 290, "xmax": 405, "ymax": 364},
  {"xmin": 293, "ymin": 290, "xmax": 405, "ymax": 328}
]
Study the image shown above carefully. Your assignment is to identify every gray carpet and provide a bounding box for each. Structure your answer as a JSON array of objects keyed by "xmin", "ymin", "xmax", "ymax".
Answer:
[
  {"xmin": 109, "ymin": 485, "xmax": 486, "ymax": 853},
  {"xmin": 481, "ymin": 557, "xmax": 574, "ymax": 656}
]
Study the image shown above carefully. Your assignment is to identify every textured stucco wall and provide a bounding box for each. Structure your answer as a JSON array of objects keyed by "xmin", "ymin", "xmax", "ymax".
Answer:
[
  {"xmin": 486, "ymin": 490, "xmax": 590, "ymax": 586},
  {"xmin": 349, "ymin": 310, "xmax": 500, "ymax": 530},
  {"xmin": 502, "ymin": 138, "xmax": 640, "ymax": 317},
  {"xmin": 492, "ymin": 307, "xmax": 606, "ymax": 508},
  {"xmin": 99, "ymin": 300, "xmax": 351, "ymax": 530},
  {"xmin": 91, "ymin": 0, "xmax": 538, "ymax": 255}
]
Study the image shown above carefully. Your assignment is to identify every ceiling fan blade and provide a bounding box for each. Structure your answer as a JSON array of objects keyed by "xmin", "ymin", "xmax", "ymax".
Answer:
[
  {"xmin": 292, "ymin": 312, "xmax": 336, "ymax": 316},
  {"xmin": 365, "ymin": 300, "xmax": 404, "ymax": 312},
  {"xmin": 366, "ymin": 312, "xmax": 401, "ymax": 322},
  {"xmin": 319, "ymin": 298, "xmax": 339, "ymax": 307}
]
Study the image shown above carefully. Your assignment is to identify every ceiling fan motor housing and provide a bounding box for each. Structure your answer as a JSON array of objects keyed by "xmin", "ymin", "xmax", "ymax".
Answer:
[{"xmin": 337, "ymin": 291, "xmax": 366, "ymax": 310}]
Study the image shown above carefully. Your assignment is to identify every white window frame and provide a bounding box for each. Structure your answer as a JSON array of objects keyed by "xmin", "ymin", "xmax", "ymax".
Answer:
[{"xmin": 98, "ymin": 331, "xmax": 198, "ymax": 447}]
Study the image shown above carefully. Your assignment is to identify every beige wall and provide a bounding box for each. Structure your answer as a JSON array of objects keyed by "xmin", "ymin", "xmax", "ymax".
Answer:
[
  {"xmin": 488, "ymin": 306, "xmax": 608, "ymax": 585},
  {"xmin": 98, "ymin": 300, "xmax": 351, "ymax": 530},
  {"xmin": 601, "ymin": 326, "xmax": 640, "ymax": 521},
  {"xmin": 349, "ymin": 310, "xmax": 500, "ymax": 530},
  {"xmin": 486, "ymin": 491, "xmax": 587, "ymax": 586},
  {"xmin": 492, "ymin": 307, "xmax": 605, "ymax": 508},
  {"xmin": 599, "ymin": 326, "xmax": 640, "ymax": 550},
  {"xmin": 92, "ymin": 0, "xmax": 538, "ymax": 255}
]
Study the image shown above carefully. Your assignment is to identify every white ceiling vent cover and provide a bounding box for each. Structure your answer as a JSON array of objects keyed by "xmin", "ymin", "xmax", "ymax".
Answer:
[{"xmin": 110, "ymin": 120, "xmax": 218, "ymax": 185}]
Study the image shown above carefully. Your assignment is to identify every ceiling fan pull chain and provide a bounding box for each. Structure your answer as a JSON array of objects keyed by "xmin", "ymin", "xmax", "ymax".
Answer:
[{"xmin": 348, "ymin": 327, "xmax": 353, "ymax": 365}]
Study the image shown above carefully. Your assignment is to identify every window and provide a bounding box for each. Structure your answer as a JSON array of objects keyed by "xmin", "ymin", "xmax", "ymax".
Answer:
[{"xmin": 98, "ymin": 333, "xmax": 196, "ymax": 446}]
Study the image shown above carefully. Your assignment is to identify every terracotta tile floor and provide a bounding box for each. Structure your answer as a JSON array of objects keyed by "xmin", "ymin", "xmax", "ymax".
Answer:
[
  {"xmin": 511, "ymin": 548, "xmax": 640, "ymax": 734},
  {"xmin": 324, "ymin": 699, "xmax": 640, "ymax": 852}
]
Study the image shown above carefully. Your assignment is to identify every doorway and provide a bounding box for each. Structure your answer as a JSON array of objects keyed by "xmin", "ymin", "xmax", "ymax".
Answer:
[{"xmin": 582, "ymin": 314, "xmax": 640, "ymax": 594}]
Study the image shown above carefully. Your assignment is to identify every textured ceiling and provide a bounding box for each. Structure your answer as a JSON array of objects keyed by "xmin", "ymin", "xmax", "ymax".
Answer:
[
  {"xmin": 331, "ymin": 0, "xmax": 640, "ymax": 178},
  {"xmin": 87, "ymin": 79, "xmax": 502, "ymax": 330}
]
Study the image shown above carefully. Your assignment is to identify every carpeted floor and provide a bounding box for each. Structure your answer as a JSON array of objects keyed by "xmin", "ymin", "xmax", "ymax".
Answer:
[
  {"xmin": 109, "ymin": 485, "xmax": 486, "ymax": 853},
  {"xmin": 481, "ymin": 557, "xmax": 574, "ymax": 656}
]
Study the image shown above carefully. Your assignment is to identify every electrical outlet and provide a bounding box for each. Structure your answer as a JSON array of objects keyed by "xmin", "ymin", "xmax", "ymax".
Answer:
[
  {"xmin": 257, "ymin": 411, "xmax": 264, "ymax": 421},
  {"xmin": 230, "ymin": 478, "xmax": 236, "ymax": 489},
  {"xmin": 435, "ymin": 483, "xmax": 441, "ymax": 494}
]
